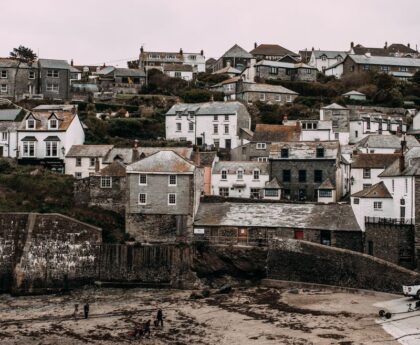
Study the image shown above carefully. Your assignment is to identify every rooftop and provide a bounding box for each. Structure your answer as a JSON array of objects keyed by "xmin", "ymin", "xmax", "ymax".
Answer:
[
  {"xmin": 102, "ymin": 147, "xmax": 193, "ymax": 164},
  {"xmin": 253, "ymin": 124, "xmax": 301, "ymax": 142},
  {"xmin": 38, "ymin": 59, "xmax": 71, "ymax": 69},
  {"xmin": 322, "ymin": 103, "xmax": 348, "ymax": 110},
  {"xmin": 239, "ymin": 82, "xmax": 298, "ymax": 95},
  {"xmin": 0, "ymin": 109, "xmax": 22, "ymax": 121},
  {"xmin": 195, "ymin": 202, "xmax": 360, "ymax": 232},
  {"xmin": 19, "ymin": 111, "xmax": 77, "ymax": 131},
  {"xmin": 351, "ymin": 182, "xmax": 392, "ymax": 198},
  {"xmin": 255, "ymin": 59, "xmax": 315, "ymax": 70},
  {"xmin": 356, "ymin": 135, "xmax": 420, "ymax": 150},
  {"xmin": 222, "ymin": 44, "xmax": 253, "ymax": 59},
  {"xmin": 348, "ymin": 54, "xmax": 420, "ymax": 67},
  {"xmin": 269, "ymin": 141, "xmax": 340, "ymax": 160},
  {"xmin": 312, "ymin": 50, "xmax": 347, "ymax": 59},
  {"xmin": 250, "ymin": 44, "xmax": 298, "ymax": 57},
  {"xmin": 66, "ymin": 145, "xmax": 114, "ymax": 158},
  {"xmin": 166, "ymin": 101, "xmax": 247, "ymax": 116},
  {"xmin": 213, "ymin": 66, "xmax": 242, "ymax": 75},
  {"xmin": 163, "ymin": 64, "xmax": 193, "ymax": 72},
  {"xmin": 212, "ymin": 161, "xmax": 269, "ymax": 174},
  {"xmin": 379, "ymin": 147, "xmax": 420, "ymax": 177},
  {"xmin": 351, "ymin": 153, "xmax": 400, "ymax": 169}
]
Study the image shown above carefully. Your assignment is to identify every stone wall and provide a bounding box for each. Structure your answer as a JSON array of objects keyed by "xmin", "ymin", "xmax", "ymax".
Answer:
[{"xmin": 267, "ymin": 239, "xmax": 420, "ymax": 293}]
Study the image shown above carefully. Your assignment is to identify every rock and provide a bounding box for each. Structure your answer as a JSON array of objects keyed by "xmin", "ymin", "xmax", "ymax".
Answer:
[
  {"xmin": 201, "ymin": 289, "xmax": 210, "ymax": 298},
  {"xmin": 217, "ymin": 284, "xmax": 232, "ymax": 294},
  {"xmin": 289, "ymin": 288, "xmax": 299, "ymax": 294},
  {"xmin": 189, "ymin": 291, "xmax": 203, "ymax": 300}
]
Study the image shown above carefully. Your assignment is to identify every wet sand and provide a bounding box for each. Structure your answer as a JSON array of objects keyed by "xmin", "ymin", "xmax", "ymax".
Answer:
[{"xmin": 0, "ymin": 286, "xmax": 399, "ymax": 344}]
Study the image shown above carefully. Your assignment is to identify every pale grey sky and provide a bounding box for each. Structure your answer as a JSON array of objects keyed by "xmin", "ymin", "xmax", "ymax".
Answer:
[{"xmin": 1, "ymin": 0, "xmax": 419, "ymax": 66}]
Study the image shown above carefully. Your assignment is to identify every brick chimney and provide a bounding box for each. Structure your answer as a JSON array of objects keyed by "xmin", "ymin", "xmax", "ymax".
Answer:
[
  {"xmin": 254, "ymin": 42, "xmax": 258, "ymax": 49},
  {"xmin": 194, "ymin": 147, "xmax": 201, "ymax": 166},
  {"xmin": 408, "ymin": 43, "xmax": 411, "ymax": 49},
  {"xmin": 71, "ymin": 59, "xmax": 74, "ymax": 66},
  {"xmin": 200, "ymin": 50, "xmax": 204, "ymax": 56},
  {"xmin": 132, "ymin": 139, "xmax": 140, "ymax": 162},
  {"xmin": 351, "ymin": 41, "xmax": 354, "ymax": 49},
  {"xmin": 399, "ymin": 137, "xmax": 407, "ymax": 172},
  {"xmin": 180, "ymin": 48, "xmax": 183, "ymax": 55},
  {"xmin": 95, "ymin": 158, "xmax": 100, "ymax": 172}
]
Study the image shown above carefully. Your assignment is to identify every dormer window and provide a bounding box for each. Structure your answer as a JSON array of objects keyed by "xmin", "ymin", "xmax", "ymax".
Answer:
[
  {"xmin": 27, "ymin": 118, "xmax": 35, "ymax": 129},
  {"xmin": 316, "ymin": 146, "xmax": 325, "ymax": 158},
  {"xmin": 49, "ymin": 119, "xmax": 58, "ymax": 129}
]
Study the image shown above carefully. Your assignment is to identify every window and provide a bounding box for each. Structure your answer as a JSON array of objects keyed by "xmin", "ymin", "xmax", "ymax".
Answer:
[
  {"xmin": 275, "ymin": 94, "xmax": 282, "ymax": 102},
  {"xmin": 321, "ymin": 55, "xmax": 327, "ymax": 61},
  {"xmin": 316, "ymin": 147, "xmax": 324, "ymax": 158},
  {"xmin": 169, "ymin": 175, "xmax": 177, "ymax": 186},
  {"xmin": 138, "ymin": 193, "xmax": 147, "ymax": 205},
  {"xmin": 189, "ymin": 55, "xmax": 196, "ymax": 60},
  {"xmin": 46, "ymin": 83, "xmax": 59, "ymax": 92},
  {"xmin": 0, "ymin": 84, "xmax": 7, "ymax": 93},
  {"xmin": 27, "ymin": 119, "xmax": 35, "ymax": 129},
  {"xmin": 75, "ymin": 157, "xmax": 82, "ymax": 167},
  {"xmin": 237, "ymin": 169, "xmax": 243, "ymax": 180},
  {"xmin": 0, "ymin": 70, "xmax": 7, "ymax": 79},
  {"xmin": 218, "ymin": 187, "xmax": 230, "ymax": 197},
  {"xmin": 269, "ymin": 67, "xmax": 277, "ymax": 75},
  {"xmin": 221, "ymin": 169, "xmax": 227, "ymax": 180},
  {"xmin": 405, "ymin": 178, "xmax": 408, "ymax": 194},
  {"xmin": 29, "ymin": 71, "xmax": 35, "ymax": 79},
  {"xmin": 139, "ymin": 174, "xmax": 147, "ymax": 185},
  {"xmin": 1, "ymin": 131, "xmax": 7, "ymax": 141},
  {"xmin": 47, "ymin": 70, "xmax": 59, "ymax": 78},
  {"xmin": 313, "ymin": 123, "xmax": 317, "ymax": 129},
  {"xmin": 302, "ymin": 122, "xmax": 307, "ymax": 129},
  {"xmin": 241, "ymin": 146, "xmax": 246, "ymax": 154},
  {"xmin": 259, "ymin": 93, "xmax": 266, "ymax": 101},
  {"xmin": 298, "ymin": 170, "xmax": 306, "ymax": 182},
  {"xmin": 381, "ymin": 66, "xmax": 390, "ymax": 71},
  {"xmin": 176, "ymin": 111, "xmax": 182, "ymax": 119},
  {"xmin": 176, "ymin": 123, "xmax": 181, "ymax": 132},
  {"xmin": 373, "ymin": 201, "xmax": 382, "ymax": 210},
  {"xmin": 283, "ymin": 170, "xmax": 291, "ymax": 182},
  {"xmin": 213, "ymin": 124, "xmax": 218, "ymax": 134},
  {"xmin": 363, "ymin": 65, "xmax": 370, "ymax": 71},
  {"xmin": 281, "ymin": 148, "xmax": 289, "ymax": 158},
  {"xmin": 257, "ymin": 157, "xmax": 268, "ymax": 162},
  {"xmin": 100, "ymin": 176, "xmax": 112, "ymax": 188},
  {"xmin": 319, "ymin": 189, "xmax": 332, "ymax": 197},
  {"xmin": 314, "ymin": 170, "xmax": 323, "ymax": 183},
  {"xmin": 363, "ymin": 168, "xmax": 371, "ymax": 179},
  {"xmin": 256, "ymin": 143, "xmax": 266, "ymax": 150},
  {"xmin": 214, "ymin": 139, "xmax": 220, "ymax": 148},
  {"xmin": 168, "ymin": 193, "xmax": 176, "ymax": 205},
  {"xmin": 49, "ymin": 119, "xmax": 58, "ymax": 129},
  {"xmin": 355, "ymin": 130, "xmax": 358, "ymax": 138},
  {"xmin": 188, "ymin": 122, "xmax": 194, "ymax": 131},
  {"xmin": 253, "ymin": 169, "xmax": 260, "ymax": 180},
  {"xmin": 353, "ymin": 198, "xmax": 359, "ymax": 204},
  {"xmin": 334, "ymin": 133, "xmax": 339, "ymax": 140},
  {"xmin": 45, "ymin": 141, "xmax": 58, "ymax": 157},
  {"xmin": 392, "ymin": 179, "xmax": 395, "ymax": 192},
  {"xmin": 250, "ymin": 188, "xmax": 260, "ymax": 199},
  {"xmin": 224, "ymin": 115, "xmax": 229, "ymax": 121},
  {"xmin": 400, "ymin": 67, "xmax": 408, "ymax": 72},
  {"xmin": 75, "ymin": 172, "xmax": 82, "ymax": 179},
  {"xmin": 265, "ymin": 189, "xmax": 279, "ymax": 197},
  {"xmin": 294, "ymin": 230, "xmax": 304, "ymax": 240},
  {"xmin": 23, "ymin": 141, "xmax": 35, "ymax": 157},
  {"xmin": 363, "ymin": 183, "xmax": 372, "ymax": 190},
  {"xmin": 286, "ymin": 95, "xmax": 293, "ymax": 103},
  {"xmin": 224, "ymin": 124, "xmax": 229, "ymax": 134},
  {"xmin": 174, "ymin": 72, "xmax": 181, "ymax": 78},
  {"xmin": 213, "ymin": 115, "xmax": 218, "ymax": 121}
]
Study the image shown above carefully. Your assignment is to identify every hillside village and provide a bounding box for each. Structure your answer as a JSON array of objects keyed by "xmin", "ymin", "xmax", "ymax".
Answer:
[{"xmin": 2, "ymin": 42, "xmax": 420, "ymax": 266}]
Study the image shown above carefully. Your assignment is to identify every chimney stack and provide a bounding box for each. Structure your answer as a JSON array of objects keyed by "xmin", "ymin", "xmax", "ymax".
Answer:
[
  {"xmin": 351, "ymin": 41, "xmax": 354, "ymax": 49},
  {"xmin": 399, "ymin": 137, "xmax": 407, "ymax": 172},
  {"xmin": 132, "ymin": 139, "xmax": 140, "ymax": 162},
  {"xmin": 254, "ymin": 42, "xmax": 257, "ymax": 49},
  {"xmin": 384, "ymin": 41, "xmax": 388, "ymax": 49},
  {"xmin": 180, "ymin": 48, "xmax": 183, "ymax": 55},
  {"xmin": 200, "ymin": 50, "xmax": 204, "ymax": 56},
  {"xmin": 140, "ymin": 46, "xmax": 144, "ymax": 54},
  {"xmin": 194, "ymin": 147, "xmax": 201, "ymax": 166},
  {"xmin": 95, "ymin": 158, "xmax": 100, "ymax": 172},
  {"xmin": 71, "ymin": 59, "xmax": 74, "ymax": 66},
  {"xmin": 408, "ymin": 43, "xmax": 411, "ymax": 49}
]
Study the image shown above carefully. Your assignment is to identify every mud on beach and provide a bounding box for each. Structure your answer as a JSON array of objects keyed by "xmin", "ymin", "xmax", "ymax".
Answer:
[{"xmin": 0, "ymin": 286, "xmax": 398, "ymax": 345}]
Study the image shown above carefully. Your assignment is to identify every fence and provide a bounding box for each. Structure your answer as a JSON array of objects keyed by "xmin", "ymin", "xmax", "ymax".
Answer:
[
  {"xmin": 194, "ymin": 235, "xmax": 269, "ymax": 247},
  {"xmin": 365, "ymin": 217, "xmax": 415, "ymax": 225}
]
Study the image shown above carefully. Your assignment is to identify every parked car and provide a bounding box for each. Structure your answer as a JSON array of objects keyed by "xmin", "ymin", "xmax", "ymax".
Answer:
[{"xmin": 403, "ymin": 281, "xmax": 420, "ymax": 299}]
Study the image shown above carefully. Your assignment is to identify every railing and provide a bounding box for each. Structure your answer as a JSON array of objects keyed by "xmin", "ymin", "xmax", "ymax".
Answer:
[
  {"xmin": 365, "ymin": 217, "xmax": 415, "ymax": 225},
  {"xmin": 194, "ymin": 235, "xmax": 269, "ymax": 247}
]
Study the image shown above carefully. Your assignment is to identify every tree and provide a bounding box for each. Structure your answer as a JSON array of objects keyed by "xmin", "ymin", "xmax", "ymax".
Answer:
[
  {"xmin": 9, "ymin": 45, "xmax": 37, "ymax": 63},
  {"xmin": 412, "ymin": 71, "xmax": 420, "ymax": 85}
]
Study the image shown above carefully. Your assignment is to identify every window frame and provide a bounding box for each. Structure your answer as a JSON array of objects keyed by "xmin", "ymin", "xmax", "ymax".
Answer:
[
  {"xmin": 100, "ymin": 176, "xmax": 112, "ymax": 189},
  {"xmin": 224, "ymin": 124, "xmax": 229, "ymax": 134},
  {"xmin": 0, "ymin": 70, "xmax": 7, "ymax": 79},
  {"xmin": 138, "ymin": 193, "xmax": 147, "ymax": 205},
  {"xmin": 168, "ymin": 193, "xmax": 177, "ymax": 205},
  {"xmin": 168, "ymin": 174, "xmax": 177, "ymax": 186},
  {"xmin": 45, "ymin": 141, "xmax": 59, "ymax": 157},
  {"xmin": 283, "ymin": 169, "xmax": 291, "ymax": 182},
  {"xmin": 219, "ymin": 187, "xmax": 229, "ymax": 197},
  {"xmin": 253, "ymin": 169, "xmax": 260, "ymax": 181},
  {"xmin": 139, "ymin": 174, "xmax": 147, "ymax": 185},
  {"xmin": 75, "ymin": 157, "xmax": 82, "ymax": 167},
  {"xmin": 314, "ymin": 170, "xmax": 323, "ymax": 183},
  {"xmin": 373, "ymin": 201, "xmax": 383, "ymax": 210},
  {"xmin": 22, "ymin": 141, "xmax": 35, "ymax": 157},
  {"xmin": 363, "ymin": 168, "xmax": 371, "ymax": 179}
]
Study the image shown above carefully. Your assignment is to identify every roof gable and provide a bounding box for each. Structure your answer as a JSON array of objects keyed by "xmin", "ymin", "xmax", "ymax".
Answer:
[{"xmin": 126, "ymin": 150, "xmax": 196, "ymax": 173}]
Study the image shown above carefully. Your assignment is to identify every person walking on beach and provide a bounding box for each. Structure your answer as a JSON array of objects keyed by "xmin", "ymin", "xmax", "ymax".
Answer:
[
  {"xmin": 156, "ymin": 308, "xmax": 164, "ymax": 327},
  {"xmin": 73, "ymin": 304, "xmax": 79, "ymax": 320},
  {"xmin": 84, "ymin": 303, "xmax": 90, "ymax": 319}
]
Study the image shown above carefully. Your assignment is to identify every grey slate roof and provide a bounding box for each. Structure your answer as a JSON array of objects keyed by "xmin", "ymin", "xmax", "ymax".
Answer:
[
  {"xmin": 322, "ymin": 103, "xmax": 348, "ymax": 110},
  {"xmin": 163, "ymin": 64, "xmax": 193, "ymax": 72},
  {"xmin": 312, "ymin": 51, "xmax": 347, "ymax": 59},
  {"xmin": 342, "ymin": 90, "xmax": 366, "ymax": 96},
  {"xmin": 250, "ymin": 44, "xmax": 298, "ymax": 57},
  {"xmin": 222, "ymin": 44, "xmax": 253, "ymax": 59},
  {"xmin": 265, "ymin": 177, "xmax": 282, "ymax": 189},
  {"xmin": 213, "ymin": 66, "xmax": 242, "ymax": 75},
  {"xmin": 255, "ymin": 60, "xmax": 315, "ymax": 69},
  {"xmin": 348, "ymin": 54, "xmax": 420, "ymax": 67},
  {"xmin": 66, "ymin": 145, "xmax": 114, "ymax": 158},
  {"xmin": 95, "ymin": 66, "xmax": 146, "ymax": 77},
  {"xmin": 356, "ymin": 135, "xmax": 420, "ymax": 150},
  {"xmin": 269, "ymin": 141, "xmax": 340, "ymax": 160},
  {"xmin": 351, "ymin": 181, "xmax": 392, "ymax": 198},
  {"xmin": 379, "ymin": 147, "xmax": 420, "ymax": 177},
  {"xmin": 33, "ymin": 104, "xmax": 75, "ymax": 112},
  {"xmin": 0, "ymin": 58, "xmax": 36, "ymax": 69},
  {"xmin": 126, "ymin": 150, "xmax": 196, "ymax": 173},
  {"xmin": 0, "ymin": 109, "xmax": 22, "ymax": 121},
  {"xmin": 318, "ymin": 178, "xmax": 335, "ymax": 189},
  {"xmin": 194, "ymin": 202, "xmax": 361, "ymax": 232},
  {"xmin": 103, "ymin": 147, "xmax": 193, "ymax": 164},
  {"xmin": 38, "ymin": 59, "xmax": 71, "ymax": 69},
  {"xmin": 239, "ymin": 83, "xmax": 298, "ymax": 95},
  {"xmin": 0, "ymin": 121, "xmax": 19, "ymax": 131},
  {"xmin": 166, "ymin": 101, "xmax": 246, "ymax": 116},
  {"xmin": 212, "ymin": 161, "xmax": 269, "ymax": 174}
]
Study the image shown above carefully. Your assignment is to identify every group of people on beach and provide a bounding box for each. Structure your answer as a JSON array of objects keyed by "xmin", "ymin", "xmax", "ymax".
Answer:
[{"xmin": 73, "ymin": 303, "xmax": 90, "ymax": 319}]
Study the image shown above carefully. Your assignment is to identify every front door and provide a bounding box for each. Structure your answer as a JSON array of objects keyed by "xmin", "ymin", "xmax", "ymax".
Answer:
[
  {"xmin": 225, "ymin": 139, "xmax": 231, "ymax": 149},
  {"xmin": 0, "ymin": 146, "xmax": 3, "ymax": 157},
  {"xmin": 196, "ymin": 137, "xmax": 203, "ymax": 146}
]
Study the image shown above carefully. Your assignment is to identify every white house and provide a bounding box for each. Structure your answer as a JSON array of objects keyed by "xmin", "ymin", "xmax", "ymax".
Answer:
[
  {"xmin": 165, "ymin": 101, "xmax": 252, "ymax": 149},
  {"xmin": 325, "ymin": 61, "xmax": 344, "ymax": 78},
  {"xmin": 65, "ymin": 144, "xmax": 114, "ymax": 178},
  {"xmin": 17, "ymin": 109, "xmax": 85, "ymax": 172},
  {"xmin": 308, "ymin": 50, "xmax": 347, "ymax": 72},
  {"xmin": 355, "ymin": 134, "xmax": 419, "ymax": 154},
  {"xmin": 211, "ymin": 161, "xmax": 270, "ymax": 199},
  {"xmin": 299, "ymin": 120, "xmax": 333, "ymax": 141},
  {"xmin": 163, "ymin": 64, "xmax": 194, "ymax": 81},
  {"xmin": 350, "ymin": 153, "xmax": 399, "ymax": 194},
  {"xmin": 351, "ymin": 182, "xmax": 394, "ymax": 231},
  {"xmin": 0, "ymin": 109, "xmax": 21, "ymax": 158}
]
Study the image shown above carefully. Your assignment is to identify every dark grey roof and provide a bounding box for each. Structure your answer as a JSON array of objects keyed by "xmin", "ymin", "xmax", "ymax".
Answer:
[
  {"xmin": 126, "ymin": 150, "xmax": 196, "ymax": 173},
  {"xmin": 21, "ymin": 136, "xmax": 37, "ymax": 141},
  {"xmin": 0, "ymin": 58, "xmax": 35, "ymax": 69},
  {"xmin": 250, "ymin": 44, "xmax": 299, "ymax": 57},
  {"xmin": 102, "ymin": 147, "xmax": 193, "ymax": 164},
  {"xmin": 195, "ymin": 202, "xmax": 361, "ymax": 232},
  {"xmin": 197, "ymin": 151, "xmax": 218, "ymax": 166},
  {"xmin": 0, "ymin": 109, "xmax": 21, "ymax": 121},
  {"xmin": 38, "ymin": 59, "xmax": 71, "ymax": 69},
  {"xmin": 239, "ymin": 82, "xmax": 298, "ymax": 95},
  {"xmin": 66, "ymin": 145, "xmax": 114, "ymax": 158},
  {"xmin": 356, "ymin": 135, "xmax": 420, "ymax": 150},
  {"xmin": 318, "ymin": 178, "xmax": 335, "ymax": 189},
  {"xmin": 166, "ymin": 101, "xmax": 247, "ymax": 116},
  {"xmin": 43, "ymin": 136, "xmax": 61, "ymax": 141},
  {"xmin": 312, "ymin": 51, "xmax": 347, "ymax": 59},
  {"xmin": 351, "ymin": 182, "xmax": 392, "ymax": 198},
  {"xmin": 322, "ymin": 103, "xmax": 348, "ymax": 110},
  {"xmin": 265, "ymin": 177, "xmax": 282, "ymax": 189},
  {"xmin": 222, "ymin": 44, "xmax": 253, "ymax": 59},
  {"xmin": 348, "ymin": 54, "xmax": 420, "ymax": 67},
  {"xmin": 379, "ymin": 147, "xmax": 420, "ymax": 177}
]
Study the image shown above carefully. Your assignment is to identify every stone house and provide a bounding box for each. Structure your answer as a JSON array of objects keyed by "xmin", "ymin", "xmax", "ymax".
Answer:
[
  {"xmin": 65, "ymin": 144, "xmax": 114, "ymax": 178},
  {"xmin": 212, "ymin": 44, "xmax": 254, "ymax": 72},
  {"xmin": 269, "ymin": 140, "xmax": 349, "ymax": 202},
  {"xmin": 0, "ymin": 58, "xmax": 39, "ymax": 100},
  {"xmin": 236, "ymin": 82, "xmax": 298, "ymax": 104},
  {"xmin": 0, "ymin": 109, "xmax": 22, "ymax": 158},
  {"xmin": 194, "ymin": 202, "xmax": 362, "ymax": 252},
  {"xmin": 350, "ymin": 42, "xmax": 419, "ymax": 58},
  {"xmin": 320, "ymin": 103, "xmax": 351, "ymax": 145},
  {"xmin": 209, "ymin": 76, "xmax": 241, "ymax": 101},
  {"xmin": 95, "ymin": 66, "xmax": 146, "ymax": 93},
  {"xmin": 231, "ymin": 123, "xmax": 301, "ymax": 162},
  {"xmin": 38, "ymin": 59, "xmax": 72, "ymax": 100},
  {"xmin": 165, "ymin": 101, "xmax": 251, "ymax": 149},
  {"xmin": 17, "ymin": 109, "xmax": 85, "ymax": 172},
  {"xmin": 125, "ymin": 150, "xmax": 203, "ymax": 243},
  {"xmin": 250, "ymin": 43, "xmax": 300, "ymax": 61},
  {"xmin": 211, "ymin": 161, "xmax": 270, "ymax": 199},
  {"xmin": 254, "ymin": 60, "xmax": 317, "ymax": 82}
]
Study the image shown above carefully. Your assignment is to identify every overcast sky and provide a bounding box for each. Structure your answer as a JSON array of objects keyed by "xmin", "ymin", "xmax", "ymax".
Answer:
[{"xmin": 1, "ymin": 0, "xmax": 419, "ymax": 66}]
